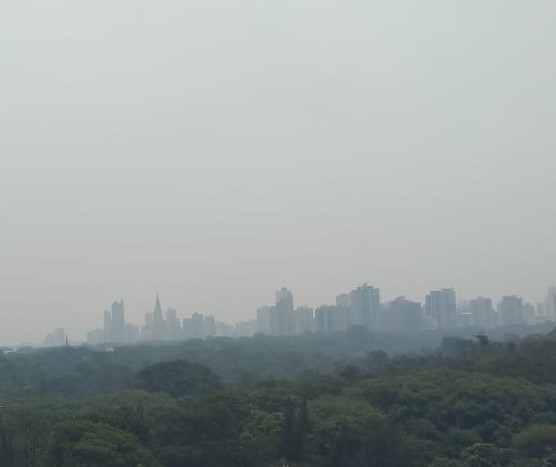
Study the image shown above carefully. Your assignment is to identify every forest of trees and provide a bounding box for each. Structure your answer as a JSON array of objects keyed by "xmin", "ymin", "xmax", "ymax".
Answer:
[{"xmin": 2, "ymin": 325, "xmax": 556, "ymax": 466}]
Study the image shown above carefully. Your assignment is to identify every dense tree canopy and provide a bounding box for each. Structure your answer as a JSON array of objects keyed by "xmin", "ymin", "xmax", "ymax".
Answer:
[
  {"xmin": 136, "ymin": 360, "xmax": 222, "ymax": 397},
  {"xmin": 2, "ymin": 327, "xmax": 556, "ymax": 466}
]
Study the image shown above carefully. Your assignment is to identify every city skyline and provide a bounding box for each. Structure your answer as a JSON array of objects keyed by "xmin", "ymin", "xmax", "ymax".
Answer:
[{"xmin": 36, "ymin": 283, "xmax": 556, "ymax": 348}]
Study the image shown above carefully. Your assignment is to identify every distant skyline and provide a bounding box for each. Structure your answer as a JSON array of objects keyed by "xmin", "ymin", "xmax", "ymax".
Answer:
[
  {"xmin": 2, "ymin": 0, "xmax": 556, "ymax": 344},
  {"xmin": 75, "ymin": 286, "xmax": 539, "ymax": 346},
  {"xmin": 17, "ymin": 284, "xmax": 556, "ymax": 346}
]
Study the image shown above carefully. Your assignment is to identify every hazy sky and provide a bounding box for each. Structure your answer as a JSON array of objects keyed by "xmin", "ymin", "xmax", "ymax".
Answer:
[{"xmin": 1, "ymin": 0, "xmax": 555, "ymax": 344}]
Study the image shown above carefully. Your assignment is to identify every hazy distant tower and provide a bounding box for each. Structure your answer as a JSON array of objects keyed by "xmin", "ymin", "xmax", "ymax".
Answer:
[
  {"xmin": 272, "ymin": 288, "xmax": 294, "ymax": 335},
  {"xmin": 498, "ymin": 296, "xmax": 524, "ymax": 326},
  {"xmin": 110, "ymin": 300, "xmax": 125, "ymax": 343},
  {"xmin": 425, "ymin": 289, "xmax": 457, "ymax": 330},
  {"xmin": 349, "ymin": 284, "xmax": 381, "ymax": 330}
]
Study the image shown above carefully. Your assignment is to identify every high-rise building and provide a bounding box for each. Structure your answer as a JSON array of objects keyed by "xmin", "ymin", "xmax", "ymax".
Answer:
[
  {"xmin": 335, "ymin": 294, "xmax": 351, "ymax": 331},
  {"xmin": 382, "ymin": 297, "xmax": 422, "ymax": 333},
  {"xmin": 102, "ymin": 300, "xmax": 125, "ymax": 343},
  {"xmin": 272, "ymin": 288, "xmax": 294, "ymax": 335},
  {"xmin": 165, "ymin": 308, "xmax": 181, "ymax": 341},
  {"xmin": 349, "ymin": 284, "xmax": 380, "ymax": 330},
  {"xmin": 425, "ymin": 289, "xmax": 457, "ymax": 330},
  {"xmin": 103, "ymin": 310, "xmax": 111, "ymax": 342},
  {"xmin": 110, "ymin": 300, "xmax": 125, "ymax": 343},
  {"xmin": 498, "ymin": 296, "xmax": 524, "ymax": 326},
  {"xmin": 315, "ymin": 306, "xmax": 338, "ymax": 334},
  {"xmin": 191, "ymin": 312, "xmax": 204, "ymax": 338},
  {"xmin": 457, "ymin": 301, "xmax": 473, "ymax": 328},
  {"xmin": 469, "ymin": 297, "xmax": 496, "ymax": 328}
]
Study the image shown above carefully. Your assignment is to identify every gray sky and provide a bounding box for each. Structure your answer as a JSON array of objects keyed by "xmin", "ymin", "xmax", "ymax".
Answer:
[{"xmin": 1, "ymin": 0, "xmax": 555, "ymax": 344}]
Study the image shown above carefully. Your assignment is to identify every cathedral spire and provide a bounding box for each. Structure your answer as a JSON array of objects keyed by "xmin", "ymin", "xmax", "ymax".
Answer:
[{"xmin": 155, "ymin": 292, "xmax": 162, "ymax": 313}]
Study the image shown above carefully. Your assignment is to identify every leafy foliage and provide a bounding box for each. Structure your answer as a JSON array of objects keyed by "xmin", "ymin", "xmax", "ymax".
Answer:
[
  {"xmin": 2, "ymin": 328, "xmax": 556, "ymax": 466},
  {"xmin": 136, "ymin": 360, "xmax": 222, "ymax": 397}
]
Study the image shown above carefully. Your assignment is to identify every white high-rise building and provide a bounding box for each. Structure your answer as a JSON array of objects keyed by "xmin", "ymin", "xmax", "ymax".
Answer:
[
  {"xmin": 272, "ymin": 288, "xmax": 294, "ymax": 335},
  {"xmin": 498, "ymin": 296, "xmax": 524, "ymax": 326},
  {"xmin": 348, "ymin": 284, "xmax": 381, "ymax": 330},
  {"xmin": 425, "ymin": 289, "xmax": 457, "ymax": 330},
  {"xmin": 165, "ymin": 308, "xmax": 181, "ymax": 341},
  {"xmin": 469, "ymin": 297, "xmax": 496, "ymax": 328}
]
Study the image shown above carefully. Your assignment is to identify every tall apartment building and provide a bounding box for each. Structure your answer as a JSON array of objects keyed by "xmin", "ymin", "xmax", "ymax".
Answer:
[
  {"xmin": 111, "ymin": 300, "xmax": 125, "ymax": 343},
  {"xmin": 335, "ymin": 294, "xmax": 351, "ymax": 332},
  {"xmin": 469, "ymin": 297, "xmax": 496, "ymax": 328},
  {"xmin": 103, "ymin": 310, "xmax": 111, "ymax": 342},
  {"xmin": 498, "ymin": 296, "xmax": 524, "ymax": 326},
  {"xmin": 272, "ymin": 288, "xmax": 294, "ymax": 336},
  {"xmin": 103, "ymin": 300, "xmax": 125, "ymax": 343},
  {"xmin": 165, "ymin": 308, "xmax": 181, "ymax": 341},
  {"xmin": 349, "ymin": 284, "xmax": 381, "ymax": 330},
  {"xmin": 315, "ymin": 306, "xmax": 338, "ymax": 334},
  {"xmin": 425, "ymin": 289, "xmax": 457, "ymax": 330},
  {"xmin": 190, "ymin": 312, "xmax": 205, "ymax": 338},
  {"xmin": 382, "ymin": 297, "xmax": 422, "ymax": 333}
]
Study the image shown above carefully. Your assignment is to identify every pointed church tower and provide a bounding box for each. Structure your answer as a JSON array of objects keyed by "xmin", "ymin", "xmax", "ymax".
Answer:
[
  {"xmin": 152, "ymin": 292, "xmax": 165, "ymax": 340},
  {"xmin": 155, "ymin": 292, "xmax": 162, "ymax": 314}
]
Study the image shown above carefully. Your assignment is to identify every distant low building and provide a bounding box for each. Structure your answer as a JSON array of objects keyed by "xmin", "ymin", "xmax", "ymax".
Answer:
[
  {"xmin": 235, "ymin": 320, "xmax": 257, "ymax": 338},
  {"xmin": 86, "ymin": 328, "xmax": 104, "ymax": 345},
  {"xmin": 125, "ymin": 323, "xmax": 140, "ymax": 343},
  {"xmin": 256, "ymin": 306, "xmax": 274, "ymax": 335},
  {"xmin": 293, "ymin": 306, "xmax": 314, "ymax": 334},
  {"xmin": 43, "ymin": 328, "xmax": 66, "ymax": 347}
]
